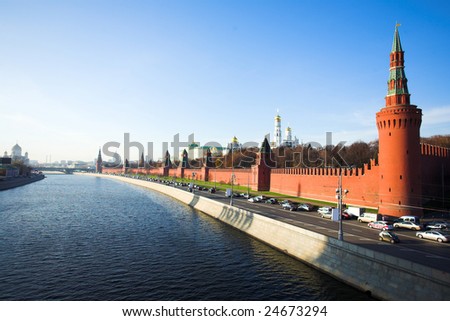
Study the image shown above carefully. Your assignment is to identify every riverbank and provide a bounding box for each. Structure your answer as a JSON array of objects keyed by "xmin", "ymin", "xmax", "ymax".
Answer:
[
  {"xmin": 0, "ymin": 174, "xmax": 45, "ymax": 191},
  {"xmin": 81, "ymin": 173, "xmax": 450, "ymax": 300}
]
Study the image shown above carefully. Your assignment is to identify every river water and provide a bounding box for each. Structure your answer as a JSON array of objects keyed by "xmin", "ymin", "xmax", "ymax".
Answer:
[{"xmin": 0, "ymin": 175, "xmax": 371, "ymax": 300}]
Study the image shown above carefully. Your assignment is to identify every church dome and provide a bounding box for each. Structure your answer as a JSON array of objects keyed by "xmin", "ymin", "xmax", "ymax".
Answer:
[
  {"xmin": 231, "ymin": 136, "xmax": 239, "ymax": 143},
  {"xmin": 11, "ymin": 144, "xmax": 22, "ymax": 157}
]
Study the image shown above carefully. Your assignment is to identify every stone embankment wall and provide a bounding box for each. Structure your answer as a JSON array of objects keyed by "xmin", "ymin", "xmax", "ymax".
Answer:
[
  {"xmin": 0, "ymin": 174, "xmax": 45, "ymax": 191},
  {"xmin": 85, "ymin": 173, "xmax": 449, "ymax": 300}
]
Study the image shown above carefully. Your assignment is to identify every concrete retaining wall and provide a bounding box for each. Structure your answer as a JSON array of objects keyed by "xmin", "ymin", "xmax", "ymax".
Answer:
[{"xmin": 85, "ymin": 174, "xmax": 450, "ymax": 300}]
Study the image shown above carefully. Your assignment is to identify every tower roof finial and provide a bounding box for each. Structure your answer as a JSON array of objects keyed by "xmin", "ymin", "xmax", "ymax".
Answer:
[{"xmin": 392, "ymin": 22, "xmax": 403, "ymax": 52}]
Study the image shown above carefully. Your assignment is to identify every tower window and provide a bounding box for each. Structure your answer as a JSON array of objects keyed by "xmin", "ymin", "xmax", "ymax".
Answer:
[
  {"xmin": 389, "ymin": 188, "xmax": 391, "ymax": 192},
  {"xmin": 389, "ymin": 132, "xmax": 391, "ymax": 136},
  {"xmin": 400, "ymin": 175, "xmax": 403, "ymax": 180},
  {"xmin": 399, "ymin": 201, "xmax": 401, "ymax": 205}
]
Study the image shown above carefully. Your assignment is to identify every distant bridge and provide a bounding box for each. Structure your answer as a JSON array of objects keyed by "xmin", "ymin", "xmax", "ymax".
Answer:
[{"xmin": 33, "ymin": 167, "xmax": 96, "ymax": 174}]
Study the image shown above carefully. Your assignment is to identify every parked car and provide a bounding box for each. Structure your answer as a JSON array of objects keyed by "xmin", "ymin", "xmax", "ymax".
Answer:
[
  {"xmin": 425, "ymin": 221, "xmax": 448, "ymax": 230},
  {"xmin": 399, "ymin": 215, "xmax": 421, "ymax": 224},
  {"xmin": 368, "ymin": 221, "xmax": 393, "ymax": 231},
  {"xmin": 208, "ymin": 187, "xmax": 216, "ymax": 193},
  {"xmin": 282, "ymin": 202, "xmax": 297, "ymax": 211},
  {"xmin": 248, "ymin": 197, "xmax": 259, "ymax": 203},
  {"xmin": 321, "ymin": 211, "xmax": 333, "ymax": 219},
  {"xmin": 318, "ymin": 207, "xmax": 332, "ymax": 215},
  {"xmin": 393, "ymin": 221, "xmax": 422, "ymax": 231},
  {"xmin": 379, "ymin": 231, "xmax": 400, "ymax": 244},
  {"xmin": 416, "ymin": 230, "xmax": 449, "ymax": 243},
  {"xmin": 265, "ymin": 198, "xmax": 278, "ymax": 204},
  {"xmin": 297, "ymin": 203, "xmax": 314, "ymax": 211},
  {"xmin": 341, "ymin": 211, "xmax": 353, "ymax": 220},
  {"xmin": 357, "ymin": 213, "xmax": 382, "ymax": 223},
  {"xmin": 240, "ymin": 193, "xmax": 250, "ymax": 199}
]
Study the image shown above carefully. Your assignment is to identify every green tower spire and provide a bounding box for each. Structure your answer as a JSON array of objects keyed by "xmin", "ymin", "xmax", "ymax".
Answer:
[
  {"xmin": 386, "ymin": 24, "xmax": 409, "ymax": 99},
  {"xmin": 391, "ymin": 24, "xmax": 403, "ymax": 52}
]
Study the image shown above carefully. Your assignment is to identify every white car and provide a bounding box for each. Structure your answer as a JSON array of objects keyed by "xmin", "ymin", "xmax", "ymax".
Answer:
[
  {"xmin": 368, "ymin": 221, "xmax": 393, "ymax": 231},
  {"xmin": 393, "ymin": 221, "xmax": 422, "ymax": 231},
  {"xmin": 318, "ymin": 207, "xmax": 332, "ymax": 215},
  {"xmin": 416, "ymin": 231, "xmax": 449, "ymax": 243}
]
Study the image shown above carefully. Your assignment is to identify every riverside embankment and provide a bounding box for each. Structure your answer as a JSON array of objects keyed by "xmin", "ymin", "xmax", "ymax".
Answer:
[
  {"xmin": 84, "ymin": 173, "xmax": 450, "ymax": 300},
  {"xmin": 0, "ymin": 174, "xmax": 45, "ymax": 191}
]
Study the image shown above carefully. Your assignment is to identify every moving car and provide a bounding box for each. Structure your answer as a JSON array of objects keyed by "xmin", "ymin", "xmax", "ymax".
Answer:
[
  {"xmin": 368, "ymin": 221, "xmax": 393, "ymax": 230},
  {"xmin": 416, "ymin": 230, "xmax": 449, "ymax": 243},
  {"xmin": 379, "ymin": 231, "xmax": 400, "ymax": 243},
  {"xmin": 393, "ymin": 221, "xmax": 422, "ymax": 231}
]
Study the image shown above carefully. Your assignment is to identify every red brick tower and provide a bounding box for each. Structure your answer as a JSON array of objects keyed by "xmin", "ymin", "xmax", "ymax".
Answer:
[
  {"xmin": 96, "ymin": 148, "xmax": 103, "ymax": 173},
  {"xmin": 376, "ymin": 25, "xmax": 422, "ymax": 217}
]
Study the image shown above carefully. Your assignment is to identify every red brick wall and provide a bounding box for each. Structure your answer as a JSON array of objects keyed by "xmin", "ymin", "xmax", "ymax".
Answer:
[
  {"xmin": 421, "ymin": 143, "xmax": 450, "ymax": 207},
  {"xmin": 270, "ymin": 161, "xmax": 380, "ymax": 209}
]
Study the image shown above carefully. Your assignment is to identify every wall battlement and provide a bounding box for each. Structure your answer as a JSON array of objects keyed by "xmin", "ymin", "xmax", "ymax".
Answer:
[{"xmin": 421, "ymin": 143, "xmax": 450, "ymax": 158}]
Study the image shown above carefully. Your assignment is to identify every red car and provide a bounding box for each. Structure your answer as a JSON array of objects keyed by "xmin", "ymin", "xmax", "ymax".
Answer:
[{"xmin": 368, "ymin": 221, "xmax": 393, "ymax": 231}]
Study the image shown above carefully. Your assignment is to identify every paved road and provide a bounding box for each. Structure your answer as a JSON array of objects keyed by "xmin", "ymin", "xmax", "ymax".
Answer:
[{"xmin": 177, "ymin": 185, "xmax": 450, "ymax": 274}]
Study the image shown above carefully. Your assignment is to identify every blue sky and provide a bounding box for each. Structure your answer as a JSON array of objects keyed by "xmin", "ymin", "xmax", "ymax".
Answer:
[{"xmin": 1, "ymin": 0, "xmax": 449, "ymax": 163}]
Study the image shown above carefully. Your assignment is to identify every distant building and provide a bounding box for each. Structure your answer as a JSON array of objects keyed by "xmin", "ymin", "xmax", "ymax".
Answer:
[
  {"xmin": 271, "ymin": 114, "xmax": 299, "ymax": 148},
  {"xmin": 3, "ymin": 143, "xmax": 29, "ymax": 165},
  {"xmin": 188, "ymin": 143, "xmax": 225, "ymax": 159},
  {"xmin": 225, "ymin": 136, "xmax": 242, "ymax": 154}
]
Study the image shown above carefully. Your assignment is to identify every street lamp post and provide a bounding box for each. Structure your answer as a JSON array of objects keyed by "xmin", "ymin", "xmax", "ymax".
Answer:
[
  {"xmin": 336, "ymin": 172, "xmax": 348, "ymax": 241},
  {"xmin": 247, "ymin": 172, "xmax": 250, "ymax": 199},
  {"xmin": 230, "ymin": 148, "xmax": 234, "ymax": 206},
  {"xmin": 192, "ymin": 172, "xmax": 196, "ymax": 193}
]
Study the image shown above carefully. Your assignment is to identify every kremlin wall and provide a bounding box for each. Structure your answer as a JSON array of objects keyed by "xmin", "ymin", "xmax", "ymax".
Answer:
[{"xmin": 98, "ymin": 27, "xmax": 450, "ymax": 218}]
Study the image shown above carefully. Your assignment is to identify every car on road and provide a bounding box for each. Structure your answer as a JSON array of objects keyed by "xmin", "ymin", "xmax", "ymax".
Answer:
[
  {"xmin": 416, "ymin": 230, "xmax": 449, "ymax": 243},
  {"xmin": 255, "ymin": 195, "xmax": 267, "ymax": 202},
  {"xmin": 425, "ymin": 221, "xmax": 448, "ymax": 230},
  {"xmin": 265, "ymin": 198, "xmax": 278, "ymax": 204},
  {"xmin": 318, "ymin": 207, "xmax": 332, "ymax": 215},
  {"xmin": 341, "ymin": 211, "xmax": 353, "ymax": 220},
  {"xmin": 208, "ymin": 187, "xmax": 216, "ymax": 193},
  {"xmin": 321, "ymin": 211, "xmax": 333, "ymax": 219},
  {"xmin": 240, "ymin": 193, "xmax": 250, "ymax": 199},
  {"xmin": 393, "ymin": 221, "xmax": 422, "ymax": 231},
  {"xmin": 379, "ymin": 231, "xmax": 400, "ymax": 244},
  {"xmin": 248, "ymin": 197, "xmax": 259, "ymax": 203},
  {"xmin": 368, "ymin": 221, "xmax": 393, "ymax": 230},
  {"xmin": 297, "ymin": 203, "xmax": 314, "ymax": 211},
  {"xmin": 281, "ymin": 202, "xmax": 297, "ymax": 211}
]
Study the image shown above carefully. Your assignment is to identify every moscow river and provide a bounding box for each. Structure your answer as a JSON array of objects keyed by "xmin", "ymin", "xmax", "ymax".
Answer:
[{"xmin": 0, "ymin": 175, "xmax": 371, "ymax": 300}]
